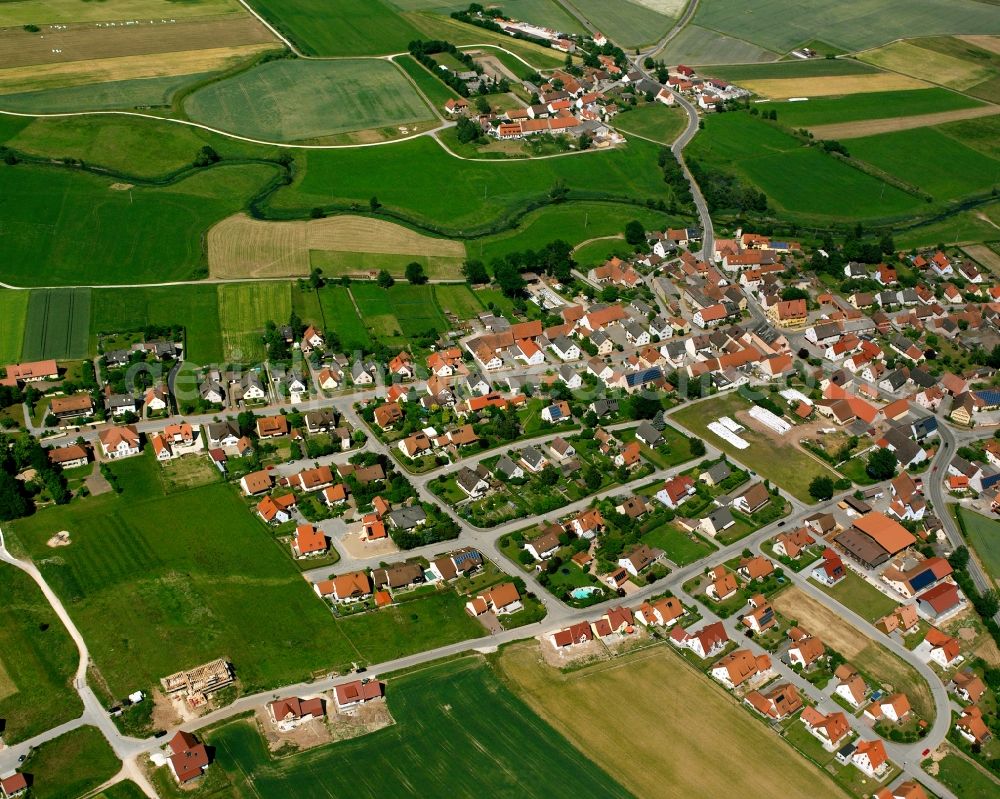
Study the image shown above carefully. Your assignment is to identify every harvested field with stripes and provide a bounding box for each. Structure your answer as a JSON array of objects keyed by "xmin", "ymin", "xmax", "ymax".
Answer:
[
  {"xmin": 207, "ymin": 214, "xmax": 466, "ymax": 279},
  {"xmin": 742, "ymin": 73, "xmax": 928, "ymax": 100},
  {"xmin": 808, "ymin": 104, "xmax": 1000, "ymax": 139},
  {"xmin": 217, "ymin": 282, "xmax": 291, "ymax": 363}
]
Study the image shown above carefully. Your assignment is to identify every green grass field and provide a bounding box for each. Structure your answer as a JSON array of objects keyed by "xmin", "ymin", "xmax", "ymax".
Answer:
[
  {"xmin": 896, "ymin": 199, "xmax": 1000, "ymax": 249},
  {"xmin": 564, "ymin": 0, "xmax": 674, "ymax": 47},
  {"xmin": 0, "ymin": 72, "xmax": 214, "ymax": 114},
  {"xmin": 702, "ymin": 59, "xmax": 879, "ymax": 82},
  {"xmin": 613, "ymin": 102, "xmax": 689, "ymax": 145},
  {"xmin": 316, "ymin": 285, "xmax": 372, "ymax": 353},
  {"xmin": 247, "ymin": 0, "xmax": 423, "ymax": 55},
  {"xmin": 309, "ymin": 250, "xmax": 465, "ymax": 280},
  {"xmin": 21, "ymin": 289, "xmax": 91, "ymax": 361},
  {"xmin": 394, "ymin": 54, "xmax": 461, "ymax": 112},
  {"xmin": 771, "ymin": 88, "xmax": 983, "ymax": 128},
  {"xmin": 0, "ymin": 0, "xmax": 242, "ymax": 25},
  {"xmin": 813, "ymin": 570, "xmax": 899, "ymax": 622},
  {"xmin": 23, "ymin": 726, "xmax": 120, "ymax": 799},
  {"xmin": 396, "ymin": 0, "xmax": 585, "ymax": 34},
  {"xmin": 90, "ymin": 285, "xmax": 225, "ymax": 365},
  {"xmin": 270, "ymin": 136, "xmax": 670, "ymax": 233},
  {"xmin": 218, "ymin": 282, "xmax": 291, "ymax": 363},
  {"xmin": 958, "ymin": 506, "xmax": 1000, "ymax": 583},
  {"xmin": 0, "ymin": 290, "xmax": 28, "ymax": 363},
  {"xmin": 92, "ymin": 783, "xmax": 148, "ymax": 799},
  {"xmin": 933, "ymin": 751, "xmax": 1000, "ymax": 797},
  {"xmin": 939, "ymin": 115, "xmax": 1000, "ymax": 162},
  {"xmin": 848, "ymin": 126, "xmax": 1000, "ymax": 201},
  {"xmin": 185, "ymin": 59, "xmax": 433, "ymax": 143},
  {"xmin": 0, "ymin": 163, "xmax": 277, "ymax": 287},
  {"xmin": 642, "ymin": 522, "xmax": 715, "ymax": 565},
  {"xmin": 660, "ymin": 24, "xmax": 779, "ymax": 65},
  {"xmin": 692, "ymin": 0, "xmax": 1000, "ymax": 54},
  {"xmin": 433, "ymin": 283, "xmax": 483, "ymax": 319},
  {"xmin": 672, "ymin": 393, "xmax": 842, "ymax": 503},
  {"xmin": 0, "ymin": 565, "xmax": 82, "ymax": 745},
  {"xmin": 687, "ymin": 111, "xmax": 925, "ymax": 221},
  {"xmin": 206, "ymin": 656, "xmax": 630, "ymax": 798},
  {"xmin": 475, "ymin": 202, "xmax": 673, "ymax": 263},
  {"xmin": 351, "ymin": 283, "xmax": 447, "ymax": 348}
]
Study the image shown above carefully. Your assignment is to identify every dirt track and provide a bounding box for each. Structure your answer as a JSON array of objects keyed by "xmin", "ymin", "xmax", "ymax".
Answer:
[{"xmin": 809, "ymin": 103, "xmax": 1000, "ymax": 140}]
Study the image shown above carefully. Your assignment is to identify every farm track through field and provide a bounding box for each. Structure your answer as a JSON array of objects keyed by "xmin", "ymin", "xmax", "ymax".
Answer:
[{"xmin": 808, "ymin": 102, "xmax": 1000, "ymax": 140}]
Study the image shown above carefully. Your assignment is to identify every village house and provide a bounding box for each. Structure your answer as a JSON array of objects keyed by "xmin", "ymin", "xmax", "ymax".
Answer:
[
  {"xmin": 466, "ymin": 582, "xmax": 522, "ymax": 616},
  {"xmin": 167, "ymin": 730, "xmax": 210, "ymax": 784},
  {"xmin": 710, "ymin": 649, "xmax": 772, "ymax": 690},
  {"xmin": 99, "ymin": 424, "xmax": 141, "ymax": 460},
  {"xmin": 801, "ymin": 707, "xmax": 852, "ymax": 751},
  {"xmin": 267, "ymin": 695, "xmax": 325, "ymax": 730},
  {"xmin": 334, "ymin": 679, "xmax": 384, "ymax": 711},
  {"xmin": 744, "ymin": 683, "xmax": 802, "ymax": 720}
]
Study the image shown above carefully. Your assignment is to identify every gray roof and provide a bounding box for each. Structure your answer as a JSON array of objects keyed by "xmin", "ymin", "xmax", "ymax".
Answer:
[
  {"xmin": 705, "ymin": 461, "xmax": 731, "ymax": 483},
  {"xmin": 386, "ymin": 505, "xmax": 427, "ymax": 530},
  {"xmin": 496, "ymin": 455, "xmax": 522, "ymax": 478},
  {"xmin": 707, "ymin": 507, "xmax": 735, "ymax": 530},
  {"xmin": 520, "ymin": 446, "xmax": 545, "ymax": 468},
  {"xmin": 636, "ymin": 420, "xmax": 662, "ymax": 445}
]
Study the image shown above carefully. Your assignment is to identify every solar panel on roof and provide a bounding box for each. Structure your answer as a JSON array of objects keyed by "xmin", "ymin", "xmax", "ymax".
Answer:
[{"xmin": 908, "ymin": 570, "xmax": 936, "ymax": 592}]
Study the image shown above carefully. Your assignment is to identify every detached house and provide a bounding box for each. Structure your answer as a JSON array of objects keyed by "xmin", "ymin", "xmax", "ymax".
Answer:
[{"xmin": 99, "ymin": 424, "xmax": 141, "ymax": 460}]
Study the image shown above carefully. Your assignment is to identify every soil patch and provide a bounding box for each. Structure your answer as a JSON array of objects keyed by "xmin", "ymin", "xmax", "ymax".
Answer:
[
  {"xmin": 46, "ymin": 530, "xmax": 71, "ymax": 548},
  {"xmin": 109, "ymin": 183, "xmax": 134, "ymax": 192},
  {"xmin": 809, "ymin": 104, "xmax": 1000, "ymax": 140}
]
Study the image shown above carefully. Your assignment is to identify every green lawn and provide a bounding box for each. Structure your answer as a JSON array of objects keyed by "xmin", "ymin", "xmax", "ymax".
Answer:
[
  {"xmin": 0, "ymin": 163, "xmax": 277, "ymax": 287},
  {"xmin": 0, "ymin": 565, "xmax": 82, "ymax": 744},
  {"xmin": 21, "ymin": 288, "xmax": 91, "ymax": 361},
  {"xmin": 206, "ymin": 656, "xmax": 630, "ymax": 797},
  {"xmin": 687, "ymin": 111, "xmax": 923, "ymax": 221},
  {"xmin": 433, "ymin": 283, "xmax": 483, "ymax": 320},
  {"xmin": 22, "ymin": 726, "xmax": 120, "ymax": 799},
  {"xmin": 184, "ymin": 59, "xmax": 433, "ymax": 143},
  {"xmin": 957, "ymin": 506, "xmax": 1000, "ymax": 583},
  {"xmin": 92, "ymin": 782, "xmax": 149, "ymax": 799},
  {"xmin": 90, "ymin": 285, "xmax": 224, "ymax": 365},
  {"xmin": 246, "ymin": 0, "xmax": 423, "ymax": 55},
  {"xmin": 0, "ymin": 289, "xmax": 28, "ymax": 363},
  {"xmin": 217, "ymin": 282, "xmax": 291, "ymax": 362},
  {"xmin": 316, "ymin": 285, "xmax": 372, "ymax": 353},
  {"xmin": 771, "ymin": 88, "xmax": 983, "ymax": 129},
  {"xmin": 848, "ymin": 126, "xmax": 1000, "ymax": 202},
  {"xmin": 613, "ymin": 102, "xmax": 690, "ymax": 145},
  {"xmin": 812, "ymin": 570, "xmax": 899, "ymax": 622},
  {"xmin": 642, "ymin": 523, "xmax": 715, "ymax": 565},
  {"xmin": 932, "ymin": 751, "xmax": 1000, "ymax": 797},
  {"xmin": 692, "ymin": 0, "xmax": 1000, "ymax": 53},
  {"xmin": 672, "ymin": 393, "xmax": 842, "ymax": 503}
]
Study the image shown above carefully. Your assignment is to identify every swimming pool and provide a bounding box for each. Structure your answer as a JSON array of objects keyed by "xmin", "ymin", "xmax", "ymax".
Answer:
[{"xmin": 570, "ymin": 586, "xmax": 602, "ymax": 600}]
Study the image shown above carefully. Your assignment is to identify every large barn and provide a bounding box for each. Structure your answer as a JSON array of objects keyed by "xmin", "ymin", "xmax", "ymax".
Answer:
[{"xmin": 834, "ymin": 512, "xmax": 916, "ymax": 569}]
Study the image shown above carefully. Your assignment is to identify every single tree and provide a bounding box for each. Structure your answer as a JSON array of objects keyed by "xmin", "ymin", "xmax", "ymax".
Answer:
[
  {"xmin": 866, "ymin": 447, "xmax": 898, "ymax": 480},
  {"xmin": 376, "ymin": 269, "xmax": 395, "ymax": 288},
  {"xmin": 808, "ymin": 475, "xmax": 834, "ymax": 501},
  {"xmin": 624, "ymin": 220, "xmax": 646, "ymax": 246},
  {"xmin": 405, "ymin": 262, "xmax": 427, "ymax": 285}
]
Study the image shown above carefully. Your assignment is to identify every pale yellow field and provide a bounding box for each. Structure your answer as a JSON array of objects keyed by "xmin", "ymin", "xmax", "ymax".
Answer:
[
  {"xmin": 207, "ymin": 213, "xmax": 467, "ymax": 279},
  {"xmin": 860, "ymin": 40, "xmax": 992, "ymax": 90},
  {"xmin": 809, "ymin": 104, "xmax": 1000, "ymax": 139},
  {"xmin": 630, "ymin": 0, "xmax": 686, "ymax": 15},
  {"xmin": 0, "ymin": 44, "xmax": 278, "ymax": 95},
  {"xmin": 742, "ymin": 72, "xmax": 928, "ymax": 99},
  {"xmin": 772, "ymin": 587, "xmax": 933, "ymax": 720},
  {"xmin": 959, "ymin": 36, "xmax": 1000, "ymax": 57},
  {"xmin": 0, "ymin": 0, "xmax": 243, "ymax": 27},
  {"xmin": 498, "ymin": 642, "xmax": 850, "ymax": 799}
]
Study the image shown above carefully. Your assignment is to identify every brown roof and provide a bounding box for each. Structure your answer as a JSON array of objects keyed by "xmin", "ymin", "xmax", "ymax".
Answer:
[
  {"xmin": 49, "ymin": 393, "xmax": 94, "ymax": 414},
  {"xmin": 738, "ymin": 482, "xmax": 770, "ymax": 512},
  {"xmin": 332, "ymin": 570, "xmax": 371, "ymax": 599},
  {"xmin": 257, "ymin": 415, "xmax": 289, "ymax": 437},
  {"xmin": 852, "ymin": 512, "xmax": 916, "ymax": 554},
  {"xmin": 241, "ymin": 469, "xmax": 273, "ymax": 494},
  {"xmin": 48, "ymin": 443, "xmax": 88, "ymax": 465},
  {"xmin": 335, "ymin": 679, "xmax": 384, "ymax": 705},
  {"xmin": 485, "ymin": 581, "xmax": 520, "ymax": 610}
]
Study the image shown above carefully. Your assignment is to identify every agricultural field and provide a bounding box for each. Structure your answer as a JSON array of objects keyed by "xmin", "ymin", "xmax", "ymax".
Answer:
[
  {"xmin": 268, "ymin": 135, "xmax": 671, "ymax": 234},
  {"xmin": 394, "ymin": 53, "xmax": 462, "ymax": 111},
  {"xmin": 0, "ymin": 72, "xmax": 214, "ymax": 113},
  {"xmin": 772, "ymin": 587, "xmax": 934, "ymax": 720},
  {"xmin": 957, "ymin": 507, "xmax": 1000, "ymax": 583},
  {"xmin": 21, "ymin": 289, "xmax": 91, "ymax": 361},
  {"xmin": 184, "ymin": 59, "xmax": 434, "ymax": 143},
  {"xmin": 0, "ymin": 44, "xmax": 278, "ymax": 97},
  {"xmin": 206, "ymin": 656, "xmax": 629, "ymax": 798},
  {"xmin": 21, "ymin": 726, "xmax": 120, "ymax": 799},
  {"xmin": 672, "ymin": 393, "xmax": 842, "ymax": 503},
  {"xmin": 90, "ymin": 285, "xmax": 225, "ymax": 365},
  {"xmin": 931, "ymin": 750, "xmax": 1000, "ymax": 797},
  {"xmin": 217, "ymin": 282, "xmax": 291, "ymax": 362},
  {"xmin": 660, "ymin": 24, "xmax": 779, "ymax": 66},
  {"xmin": 686, "ymin": 111, "xmax": 926, "ymax": 221},
  {"xmin": 612, "ymin": 102, "xmax": 689, "ymax": 145},
  {"xmin": 388, "ymin": 0, "xmax": 585, "ymax": 34},
  {"xmin": 316, "ymin": 285, "xmax": 372, "ymax": 353},
  {"xmin": 561, "ymin": 0, "xmax": 675, "ymax": 48},
  {"xmin": 208, "ymin": 213, "xmax": 466, "ymax": 280},
  {"xmin": 766, "ymin": 88, "xmax": 984, "ymax": 130},
  {"xmin": 499, "ymin": 642, "xmax": 848, "ymax": 799},
  {"xmin": 0, "ymin": 290, "xmax": 28, "ymax": 363},
  {"xmin": 847, "ymin": 127, "xmax": 1000, "ymax": 202},
  {"xmin": 433, "ymin": 283, "xmax": 483, "ymax": 320},
  {"xmin": 8, "ymin": 474, "xmax": 362, "ymax": 697},
  {"xmin": 0, "ymin": 162, "xmax": 277, "ymax": 287},
  {"xmin": 350, "ymin": 283, "xmax": 448, "ymax": 349},
  {"xmin": 92, "ymin": 783, "xmax": 148, "ymax": 799},
  {"xmin": 939, "ymin": 115, "xmax": 1000, "ymax": 161},
  {"xmin": 692, "ymin": 0, "xmax": 1000, "ymax": 55},
  {"xmin": 740, "ymin": 73, "xmax": 928, "ymax": 100},
  {"xmin": 0, "ymin": 0, "xmax": 244, "ymax": 26},
  {"xmin": 247, "ymin": 0, "xmax": 423, "ymax": 56},
  {"xmin": 860, "ymin": 36, "xmax": 1000, "ymax": 103},
  {"xmin": 702, "ymin": 58, "xmax": 878, "ymax": 82},
  {"xmin": 475, "ymin": 202, "xmax": 673, "ymax": 264},
  {"xmin": 0, "ymin": 16, "xmax": 277, "ymax": 72},
  {"xmin": 896, "ymin": 200, "xmax": 1000, "ymax": 250},
  {"xmin": 0, "ymin": 565, "xmax": 82, "ymax": 745}
]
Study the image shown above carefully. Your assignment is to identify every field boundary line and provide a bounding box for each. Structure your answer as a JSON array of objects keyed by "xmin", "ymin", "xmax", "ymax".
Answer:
[{"xmin": 232, "ymin": 0, "xmax": 302, "ymax": 57}]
